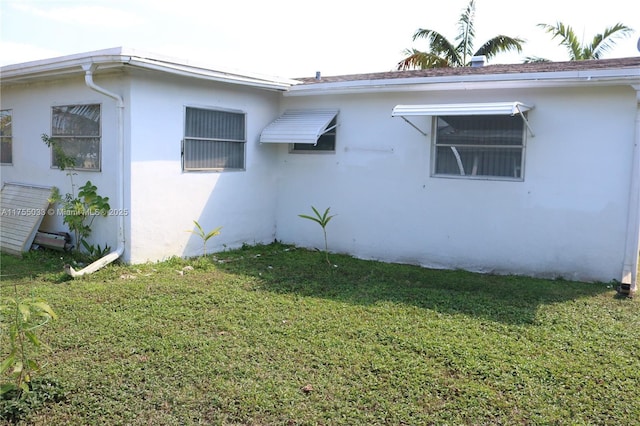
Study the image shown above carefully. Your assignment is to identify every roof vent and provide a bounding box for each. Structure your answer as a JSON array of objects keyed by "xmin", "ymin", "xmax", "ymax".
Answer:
[
  {"xmin": 315, "ymin": 71, "xmax": 321, "ymax": 80},
  {"xmin": 470, "ymin": 55, "xmax": 486, "ymax": 67}
]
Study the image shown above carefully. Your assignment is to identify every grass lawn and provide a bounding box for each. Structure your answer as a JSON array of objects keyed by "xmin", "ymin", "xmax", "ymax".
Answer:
[{"xmin": 1, "ymin": 243, "xmax": 639, "ymax": 425}]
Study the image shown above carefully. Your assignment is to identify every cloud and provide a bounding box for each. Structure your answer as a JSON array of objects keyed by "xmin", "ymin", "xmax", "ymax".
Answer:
[
  {"xmin": 0, "ymin": 42, "xmax": 62, "ymax": 66},
  {"xmin": 11, "ymin": 2, "xmax": 141, "ymax": 28}
]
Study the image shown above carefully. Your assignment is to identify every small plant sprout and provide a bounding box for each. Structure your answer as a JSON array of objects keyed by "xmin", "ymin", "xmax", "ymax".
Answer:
[
  {"xmin": 0, "ymin": 291, "xmax": 57, "ymax": 399},
  {"xmin": 187, "ymin": 220, "xmax": 222, "ymax": 257},
  {"xmin": 298, "ymin": 206, "xmax": 335, "ymax": 265}
]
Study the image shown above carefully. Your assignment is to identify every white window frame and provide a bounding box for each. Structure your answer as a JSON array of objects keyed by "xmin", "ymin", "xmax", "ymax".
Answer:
[
  {"xmin": 0, "ymin": 109, "xmax": 12, "ymax": 165},
  {"xmin": 431, "ymin": 114, "xmax": 527, "ymax": 181},
  {"xmin": 182, "ymin": 106, "xmax": 246, "ymax": 172},
  {"xmin": 50, "ymin": 104, "xmax": 102, "ymax": 171}
]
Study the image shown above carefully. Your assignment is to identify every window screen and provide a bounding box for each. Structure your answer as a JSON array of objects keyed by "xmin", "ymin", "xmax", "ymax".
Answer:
[
  {"xmin": 51, "ymin": 104, "xmax": 101, "ymax": 170},
  {"xmin": 184, "ymin": 107, "xmax": 246, "ymax": 171},
  {"xmin": 433, "ymin": 114, "xmax": 525, "ymax": 179}
]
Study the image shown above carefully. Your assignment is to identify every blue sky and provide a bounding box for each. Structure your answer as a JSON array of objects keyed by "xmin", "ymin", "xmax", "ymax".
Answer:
[{"xmin": 1, "ymin": 0, "xmax": 639, "ymax": 78}]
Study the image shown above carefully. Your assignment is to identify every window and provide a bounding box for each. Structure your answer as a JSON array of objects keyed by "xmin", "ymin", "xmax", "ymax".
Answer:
[
  {"xmin": 51, "ymin": 104, "xmax": 101, "ymax": 170},
  {"xmin": 290, "ymin": 117, "xmax": 337, "ymax": 153},
  {"xmin": 183, "ymin": 107, "xmax": 246, "ymax": 171},
  {"xmin": 0, "ymin": 110, "xmax": 12, "ymax": 165},
  {"xmin": 433, "ymin": 114, "xmax": 526, "ymax": 180}
]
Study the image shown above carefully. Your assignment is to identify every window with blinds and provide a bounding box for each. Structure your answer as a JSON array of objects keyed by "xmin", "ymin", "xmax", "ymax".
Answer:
[
  {"xmin": 183, "ymin": 107, "xmax": 246, "ymax": 171},
  {"xmin": 433, "ymin": 114, "xmax": 526, "ymax": 180}
]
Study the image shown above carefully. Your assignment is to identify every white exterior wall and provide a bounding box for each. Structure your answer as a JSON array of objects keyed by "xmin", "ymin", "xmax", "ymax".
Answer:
[
  {"xmin": 274, "ymin": 85, "xmax": 637, "ymax": 282},
  {"xmin": 3, "ymin": 65, "xmax": 636, "ymax": 284},
  {"xmin": 0, "ymin": 76, "xmax": 122, "ymax": 251},
  {"xmin": 125, "ymin": 71, "xmax": 281, "ymax": 263}
]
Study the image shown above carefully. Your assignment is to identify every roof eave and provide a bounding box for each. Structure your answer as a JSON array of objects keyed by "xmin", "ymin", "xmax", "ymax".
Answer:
[
  {"xmin": 0, "ymin": 47, "xmax": 299, "ymax": 91},
  {"xmin": 284, "ymin": 69, "xmax": 640, "ymax": 96}
]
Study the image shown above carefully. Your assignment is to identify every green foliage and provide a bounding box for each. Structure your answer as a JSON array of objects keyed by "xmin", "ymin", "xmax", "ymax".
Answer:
[
  {"xmin": 1, "ymin": 246, "xmax": 638, "ymax": 424},
  {"xmin": 41, "ymin": 133, "xmax": 76, "ymax": 171},
  {"xmin": 0, "ymin": 247, "xmax": 638, "ymax": 424},
  {"xmin": 52, "ymin": 181, "xmax": 110, "ymax": 253},
  {"xmin": 80, "ymin": 240, "xmax": 112, "ymax": 261},
  {"xmin": 530, "ymin": 21, "xmax": 634, "ymax": 61},
  {"xmin": 187, "ymin": 220, "xmax": 222, "ymax": 257},
  {"xmin": 42, "ymin": 134, "xmax": 111, "ymax": 254},
  {"xmin": 298, "ymin": 206, "xmax": 335, "ymax": 265},
  {"xmin": 397, "ymin": 0, "xmax": 523, "ymax": 69},
  {"xmin": 0, "ymin": 378, "xmax": 66, "ymax": 424},
  {"xmin": 0, "ymin": 291, "xmax": 57, "ymax": 400}
]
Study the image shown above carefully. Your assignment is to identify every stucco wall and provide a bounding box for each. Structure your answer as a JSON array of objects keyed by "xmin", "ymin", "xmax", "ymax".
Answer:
[
  {"xmin": 125, "ymin": 70, "xmax": 282, "ymax": 263},
  {"xmin": 0, "ymin": 75, "xmax": 122, "ymax": 252},
  {"xmin": 274, "ymin": 85, "xmax": 636, "ymax": 282},
  {"xmin": 3, "ymin": 69, "xmax": 635, "ymax": 283}
]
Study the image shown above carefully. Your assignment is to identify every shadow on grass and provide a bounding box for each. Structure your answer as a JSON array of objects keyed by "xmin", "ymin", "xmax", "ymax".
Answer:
[
  {"xmin": 216, "ymin": 244, "xmax": 613, "ymax": 325},
  {"xmin": 0, "ymin": 249, "xmax": 74, "ymax": 285}
]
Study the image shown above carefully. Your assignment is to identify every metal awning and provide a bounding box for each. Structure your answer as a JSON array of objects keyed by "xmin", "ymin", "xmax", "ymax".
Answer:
[
  {"xmin": 0, "ymin": 183, "xmax": 54, "ymax": 255},
  {"xmin": 260, "ymin": 109, "xmax": 338, "ymax": 145},
  {"xmin": 392, "ymin": 102, "xmax": 534, "ymax": 137}
]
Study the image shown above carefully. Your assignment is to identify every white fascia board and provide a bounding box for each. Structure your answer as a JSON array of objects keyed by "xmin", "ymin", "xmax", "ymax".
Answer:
[
  {"xmin": 0, "ymin": 47, "xmax": 298, "ymax": 91},
  {"xmin": 126, "ymin": 57, "xmax": 296, "ymax": 91},
  {"xmin": 285, "ymin": 70, "xmax": 640, "ymax": 96}
]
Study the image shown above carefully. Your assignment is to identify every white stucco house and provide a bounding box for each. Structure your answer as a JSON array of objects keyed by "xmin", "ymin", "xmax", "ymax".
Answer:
[{"xmin": 1, "ymin": 47, "xmax": 639, "ymax": 290}]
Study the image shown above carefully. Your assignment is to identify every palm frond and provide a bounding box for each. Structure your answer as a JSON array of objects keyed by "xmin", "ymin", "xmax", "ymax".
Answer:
[
  {"xmin": 538, "ymin": 22, "xmax": 582, "ymax": 60},
  {"xmin": 588, "ymin": 23, "xmax": 634, "ymax": 59},
  {"xmin": 455, "ymin": 0, "xmax": 476, "ymax": 64},
  {"xmin": 523, "ymin": 56, "xmax": 551, "ymax": 63},
  {"xmin": 413, "ymin": 29, "xmax": 458, "ymax": 57},
  {"xmin": 396, "ymin": 49, "xmax": 451, "ymax": 70},
  {"xmin": 474, "ymin": 35, "xmax": 524, "ymax": 61}
]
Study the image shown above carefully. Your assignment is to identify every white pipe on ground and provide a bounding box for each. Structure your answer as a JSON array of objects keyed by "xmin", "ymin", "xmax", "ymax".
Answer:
[{"xmin": 65, "ymin": 64, "xmax": 125, "ymax": 277}]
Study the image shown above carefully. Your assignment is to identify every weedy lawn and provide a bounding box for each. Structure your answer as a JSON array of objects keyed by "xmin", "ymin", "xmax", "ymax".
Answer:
[{"xmin": 1, "ymin": 243, "xmax": 638, "ymax": 425}]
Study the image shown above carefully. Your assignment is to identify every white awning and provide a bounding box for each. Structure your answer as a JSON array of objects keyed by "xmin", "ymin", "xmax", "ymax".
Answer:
[
  {"xmin": 392, "ymin": 102, "xmax": 534, "ymax": 137},
  {"xmin": 260, "ymin": 109, "xmax": 338, "ymax": 145},
  {"xmin": 391, "ymin": 102, "xmax": 532, "ymax": 117}
]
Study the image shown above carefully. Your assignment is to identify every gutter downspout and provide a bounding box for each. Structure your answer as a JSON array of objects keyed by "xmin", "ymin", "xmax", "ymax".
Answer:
[
  {"xmin": 65, "ymin": 63, "xmax": 125, "ymax": 277},
  {"xmin": 620, "ymin": 85, "xmax": 640, "ymax": 293}
]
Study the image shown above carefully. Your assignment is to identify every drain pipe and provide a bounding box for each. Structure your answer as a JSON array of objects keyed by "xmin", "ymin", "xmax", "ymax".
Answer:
[
  {"xmin": 620, "ymin": 85, "xmax": 640, "ymax": 294},
  {"xmin": 65, "ymin": 63, "xmax": 125, "ymax": 277}
]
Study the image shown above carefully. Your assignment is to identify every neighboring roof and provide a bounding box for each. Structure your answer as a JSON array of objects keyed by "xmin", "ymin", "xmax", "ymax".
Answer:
[
  {"xmin": 260, "ymin": 109, "xmax": 339, "ymax": 144},
  {"xmin": 288, "ymin": 56, "xmax": 640, "ymax": 96},
  {"xmin": 297, "ymin": 57, "xmax": 640, "ymax": 83},
  {"xmin": 0, "ymin": 47, "xmax": 300, "ymax": 91}
]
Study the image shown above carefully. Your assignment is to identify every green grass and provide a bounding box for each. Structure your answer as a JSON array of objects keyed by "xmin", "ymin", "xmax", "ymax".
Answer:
[{"xmin": 1, "ymin": 244, "xmax": 638, "ymax": 425}]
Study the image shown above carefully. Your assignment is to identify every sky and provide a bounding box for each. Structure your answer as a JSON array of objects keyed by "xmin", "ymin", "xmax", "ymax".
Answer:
[{"xmin": 1, "ymin": 0, "xmax": 639, "ymax": 79}]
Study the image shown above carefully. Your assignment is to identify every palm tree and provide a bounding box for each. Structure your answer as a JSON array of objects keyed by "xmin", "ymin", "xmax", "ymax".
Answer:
[
  {"xmin": 526, "ymin": 22, "xmax": 634, "ymax": 62},
  {"xmin": 397, "ymin": 0, "xmax": 524, "ymax": 70}
]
